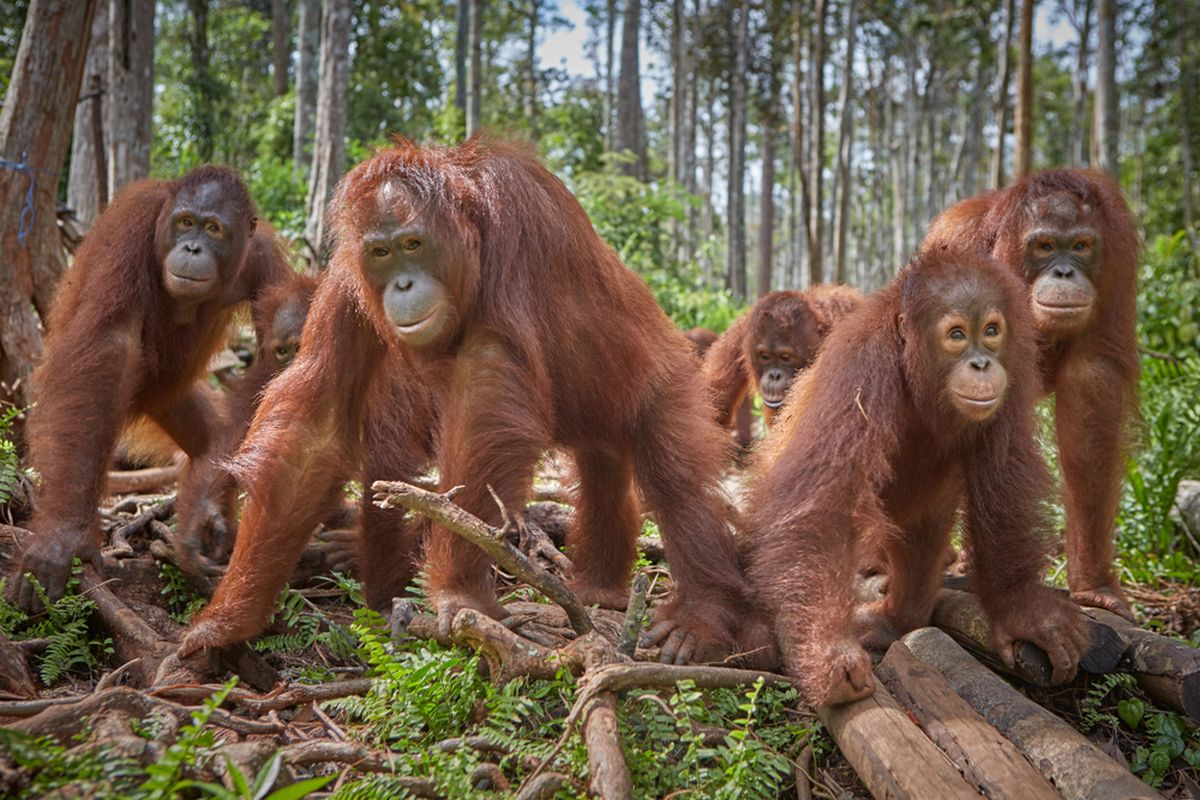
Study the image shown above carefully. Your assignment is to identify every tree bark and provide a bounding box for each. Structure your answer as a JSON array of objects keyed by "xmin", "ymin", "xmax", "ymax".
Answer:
[
  {"xmin": 293, "ymin": 0, "xmax": 320, "ymax": 170},
  {"xmin": 603, "ymin": 0, "xmax": 616, "ymax": 152},
  {"xmin": 1180, "ymin": 0, "xmax": 1200, "ymax": 264},
  {"xmin": 758, "ymin": 108, "xmax": 776, "ymax": 297},
  {"xmin": 526, "ymin": 0, "xmax": 539, "ymax": 139},
  {"xmin": 832, "ymin": 0, "xmax": 856, "ymax": 283},
  {"xmin": 807, "ymin": 0, "xmax": 827, "ymax": 286},
  {"xmin": 1070, "ymin": 0, "xmax": 1094, "ymax": 167},
  {"xmin": 271, "ymin": 0, "xmax": 289, "ymax": 97},
  {"xmin": 188, "ymin": 0, "xmax": 215, "ymax": 162},
  {"xmin": 615, "ymin": 0, "xmax": 645, "ymax": 177},
  {"xmin": 68, "ymin": 2, "xmax": 109, "ymax": 226},
  {"xmin": 305, "ymin": 0, "xmax": 351, "ymax": 258},
  {"xmin": 990, "ymin": 0, "xmax": 1015, "ymax": 188},
  {"xmin": 0, "ymin": 0, "xmax": 98, "ymax": 405},
  {"xmin": 725, "ymin": 0, "xmax": 749, "ymax": 300},
  {"xmin": 1013, "ymin": 0, "xmax": 1034, "ymax": 179},
  {"xmin": 791, "ymin": 2, "xmax": 810, "ymax": 286},
  {"xmin": 455, "ymin": 0, "xmax": 468, "ymax": 119},
  {"xmin": 108, "ymin": 0, "xmax": 155, "ymax": 192},
  {"xmin": 1094, "ymin": 0, "xmax": 1119, "ymax": 177},
  {"xmin": 467, "ymin": 0, "xmax": 484, "ymax": 136}
]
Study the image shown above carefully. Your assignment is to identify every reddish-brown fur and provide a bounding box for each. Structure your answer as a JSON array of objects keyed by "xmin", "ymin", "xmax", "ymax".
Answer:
[
  {"xmin": 11, "ymin": 166, "xmax": 291, "ymax": 605},
  {"xmin": 923, "ymin": 169, "xmax": 1139, "ymax": 617},
  {"xmin": 179, "ymin": 137, "xmax": 764, "ymax": 664},
  {"xmin": 703, "ymin": 286, "xmax": 862, "ymax": 430},
  {"xmin": 173, "ymin": 271, "xmax": 320, "ymax": 576},
  {"xmin": 685, "ymin": 327, "xmax": 752, "ymax": 448},
  {"xmin": 745, "ymin": 250, "xmax": 1088, "ymax": 707}
]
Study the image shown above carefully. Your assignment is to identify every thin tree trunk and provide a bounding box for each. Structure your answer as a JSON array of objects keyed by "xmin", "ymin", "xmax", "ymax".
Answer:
[
  {"xmin": 991, "ymin": 0, "xmax": 1016, "ymax": 188},
  {"xmin": 526, "ymin": 0, "xmax": 539, "ymax": 138},
  {"xmin": 604, "ymin": 0, "xmax": 616, "ymax": 151},
  {"xmin": 701, "ymin": 86, "xmax": 716, "ymax": 283},
  {"xmin": 455, "ymin": 0, "xmax": 468, "ymax": 119},
  {"xmin": 832, "ymin": 0, "xmax": 856, "ymax": 283},
  {"xmin": 467, "ymin": 0, "xmax": 484, "ymax": 136},
  {"xmin": 1013, "ymin": 0, "xmax": 1034, "ymax": 179},
  {"xmin": 961, "ymin": 44, "xmax": 988, "ymax": 197},
  {"xmin": 305, "ymin": 0, "xmax": 351, "ymax": 257},
  {"xmin": 0, "ymin": 0, "xmax": 97, "ymax": 404},
  {"xmin": 792, "ymin": 1, "xmax": 812, "ymax": 286},
  {"xmin": 108, "ymin": 0, "xmax": 154, "ymax": 191},
  {"xmin": 615, "ymin": 0, "xmax": 646, "ymax": 177},
  {"xmin": 188, "ymin": 0, "xmax": 215, "ymax": 162},
  {"xmin": 293, "ymin": 0, "xmax": 319, "ymax": 169},
  {"xmin": 1180, "ymin": 0, "xmax": 1200, "ymax": 265},
  {"xmin": 725, "ymin": 0, "xmax": 749, "ymax": 300},
  {"xmin": 1094, "ymin": 0, "xmax": 1119, "ymax": 177},
  {"xmin": 669, "ymin": 0, "xmax": 685, "ymax": 185},
  {"xmin": 68, "ymin": 3, "xmax": 108, "ymax": 226},
  {"xmin": 807, "ymin": 0, "xmax": 827, "ymax": 286},
  {"xmin": 1071, "ymin": 0, "xmax": 1094, "ymax": 166},
  {"xmin": 271, "ymin": 0, "xmax": 289, "ymax": 97}
]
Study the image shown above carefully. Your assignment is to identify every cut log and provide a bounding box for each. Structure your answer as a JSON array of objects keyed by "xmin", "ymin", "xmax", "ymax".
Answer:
[
  {"xmin": 876, "ymin": 641, "xmax": 1059, "ymax": 800},
  {"xmin": 932, "ymin": 588, "xmax": 1126, "ymax": 684},
  {"xmin": 1085, "ymin": 607, "xmax": 1200, "ymax": 722},
  {"xmin": 817, "ymin": 676, "xmax": 982, "ymax": 800},
  {"xmin": 902, "ymin": 627, "xmax": 1161, "ymax": 800}
]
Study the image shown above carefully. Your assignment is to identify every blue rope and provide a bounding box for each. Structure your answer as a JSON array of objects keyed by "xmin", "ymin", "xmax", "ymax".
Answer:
[{"xmin": 0, "ymin": 152, "xmax": 35, "ymax": 247}]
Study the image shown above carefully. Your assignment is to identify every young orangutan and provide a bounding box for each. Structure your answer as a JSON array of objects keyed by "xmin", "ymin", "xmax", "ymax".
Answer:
[{"xmin": 745, "ymin": 248, "xmax": 1088, "ymax": 706}]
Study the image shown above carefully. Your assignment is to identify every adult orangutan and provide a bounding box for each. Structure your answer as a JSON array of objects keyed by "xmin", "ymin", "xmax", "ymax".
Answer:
[
  {"xmin": 923, "ymin": 169, "xmax": 1139, "ymax": 618},
  {"xmin": 703, "ymin": 285, "xmax": 861, "ymax": 430},
  {"xmin": 177, "ymin": 137, "xmax": 764, "ymax": 665},
  {"xmin": 173, "ymin": 271, "xmax": 319, "ymax": 579},
  {"xmin": 745, "ymin": 249, "xmax": 1088, "ymax": 707},
  {"xmin": 10, "ymin": 166, "xmax": 291, "ymax": 608}
]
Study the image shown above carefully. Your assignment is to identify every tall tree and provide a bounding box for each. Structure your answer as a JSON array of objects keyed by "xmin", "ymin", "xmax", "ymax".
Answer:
[
  {"xmin": 525, "ymin": 0, "xmax": 540, "ymax": 138},
  {"xmin": 108, "ymin": 0, "xmax": 154, "ymax": 190},
  {"xmin": 807, "ymin": 0, "xmax": 827, "ymax": 285},
  {"xmin": 188, "ymin": 0, "xmax": 215, "ymax": 161},
  {"xmin": 293, "ymin": 0, "xmax": 320, "ymax": 170},
  {"xmin": 455, "ymin": 0, "xmax": 468, "ymax": 120},
  {"xmin": 271, "ymin": 0, "xmax": 289, "ymax": 96},
  {"xmin": 832, "ymin": 0, "xmax": 856, "ymax": 283},
  {"xmin": 615, "ymin": 0, "xmax": 645, "ymax": 177},
  {"xmin": 305, "ymin": 0, "xmax": 351, "ymax": 256},
  {"xmin": 1094, "ymin": 0, "xmax": 1118, "ymax": 177},
  {"xmin": 603, "ymin": 0, "xmax": 617, "ymax": 151},
  {"xmin": 1179, "ymin": 0, "xmax": 1199, "ymax": 260},
  {"xmin": 1013, "ymin": 0, "xmax": 1034, "ymax": 179},
  {"xmin": 0, "ymin": 0, "xmax": 97, "ymax": 404},
  {"xmin": 67, "ymin": 3, "xmax": 108, "ymax": 225},
  {"xmin": 991, "ymin": 0, "xmax": 1016, "ymax": 188},
  {"xmin": 726, "ymin": 0, "xmax": 749, "ymax": 300},
  {"xmin": 467, "ymin": 0, "xmax": 484, "ymax": 135},
  {"xmin": 1068, "ymin": 0, "xmax": 1094, "ymax": 166},
  {"xmin": 756, "ymin": 0, "xmax": 785, "ymax": 297}
]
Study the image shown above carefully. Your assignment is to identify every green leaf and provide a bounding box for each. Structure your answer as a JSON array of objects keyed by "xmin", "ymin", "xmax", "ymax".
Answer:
[
  {"xmin": 252, "ymin": 751, "xmax": 283, "ymax": 799},
  {"xmin": 263, "ymin": 774, "xmax": 334, "ymax": 800},
  {"xmin": 1118, "ymin": 698, "xmax": 1145, "ymax": 729}
]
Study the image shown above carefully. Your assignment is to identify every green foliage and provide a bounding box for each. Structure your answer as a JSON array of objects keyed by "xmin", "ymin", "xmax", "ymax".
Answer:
[
  {"xmin": 159, "ymin": 562, "xmax": 207, "ymax": 625},
  {"xmin": 140, "ymin": 680, "xmax": 238, "ymax": 800},
  {"xmin": 0, "ymin": 727, "xmax": 142, "ymax": 799},
  {"xmin": 1138, "ymin": 232, "xmax": 1200, "ymax": 357},
  {"xmin": 180, "ymin": 750, "xmax": 333, "ymax": 800},
  {"xmin": 0, "ymin": 404, "xmax": 25, "ymax": 506},
  {"xmin": 0, "ymin": 564, "xmax": 113, "ymax": 684},
  {"xmin": 253, "ymin": 586, "xmax": 356, "ymax": 658}
]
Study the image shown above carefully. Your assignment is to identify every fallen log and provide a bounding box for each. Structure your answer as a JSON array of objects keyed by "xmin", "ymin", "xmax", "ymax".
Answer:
[
  {"xmin": 105, "ymin": 464, "xmax": 180, "ymax": 495},
  {"xmin": 1085, "ymin": 607, "xmax": 1200, "ymax": 722},
  {"xmin": 902, "ymin": 627, "xmax": 1161, "ymax": 800},
  {"xmin": 876, "ymin": 641, "xmax": 1058, "ymax": 800},
  {"xmin": 817, "ymin": 675, "xmax": 981, "ymax": 799},
  {"xmin": 932, "ymin": 588, "xmax": 1126, "ymax": 684}
]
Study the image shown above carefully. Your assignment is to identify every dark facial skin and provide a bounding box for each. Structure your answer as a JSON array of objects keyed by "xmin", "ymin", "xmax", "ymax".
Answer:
[
  {"xmin": 362, "ymin": 182, "xmax": 453, "ymax": 347},
  {"xmin": 268, "ymin": 297, "xmax": 306, "ymax": 366},
  {"xmin": 160, "ymin": 180, "xmax": 253, "ymax": 306},
  {"xmin": 752, "ymin": 339, "xmax": 812, "ymax": 410},
  {"xmin": 1023, "ymin": 193, "xmax": 1101, "ymax": 336}
]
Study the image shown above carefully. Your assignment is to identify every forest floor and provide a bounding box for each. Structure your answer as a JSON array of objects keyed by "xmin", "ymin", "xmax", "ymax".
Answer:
[{"xmin": 0, "ymin": 459, "xmax": 1198, "ymax": 799}]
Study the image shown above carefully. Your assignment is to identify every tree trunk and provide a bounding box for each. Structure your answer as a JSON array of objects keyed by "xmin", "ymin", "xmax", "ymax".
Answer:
[
  {"xmin": 0, "ymin": 0, "xmax": 97, "ymax": 405},
  {"xmin": 791, "ymin": 2, "xmax": 810, "ymax": 287},
  {"xmin": 68, "ymin": 3, "xmax": 108, "ymax": 226},
  {"xmin": 526, "ymin": 0, "xmax": 539, "ymax": 139},
  {"xmin": 293, "ymin": 0, "xmax": 320, "ymax": 170},
  {"xmin": 271, "ymin": 0, "xmax": 289, "ymax": 97},
  {"xmin": 467, "ymin": 0, "xmax": 484, "ymax": 136},
  {"xmin": 832, "ymin": 0, "xmax": 856, "ymax": 283},
  {"xmin": 305, "ymin": 0, "xmax": 351, "ymax": 258},
  {"xmin": 615, "ymin": 0, "xmax": 645, "ymax": 177},
  {"xmin": 807, "ymin": 0, "xmax": 827, "ymax": 286},
  {"xmin": 961, "ymin": 43, "xmax": 988, "ymax": 197},
  {"xmin": 455, "ymin": 0, "xmax": 468, "ymax": 119},
  {"xmin": 758, "ymin": 101, "xmax": 777, "ymax": 297},
  {"xmin": 725, "ymin": 0, "xmax": 749, "ymax": 300},
  {"xmin": 1013, "ymin": 0, "xmax": 1034, "ymax": 179},
  {"xmin": 1070, "ymin": 0, "xmax": 1094, "ymax": 166},
  {"xmin": 603, "ymin": 0, "xmax": 616, "ymax": 152},
  {"xmin": 1180, "ymin": 0, "xmax": 1200, "ymax": 265},
  {"xmin": 1094, "ymin": 0, "xmax": 1118, "ymax": 177},
  {"xmin": 990, "ymin": 0, "xmax": 1016, "ymax": 188},
  {"xmin": 701, "ymin": 85, "xmax": 716, "ymax": 283},
  {"xmin": 108, "ymin": 0, "xmax": 155, "ymax": 192},
  {"xmin": 669, "ymin": 0, "xmax": 685, "ymax": 186}
]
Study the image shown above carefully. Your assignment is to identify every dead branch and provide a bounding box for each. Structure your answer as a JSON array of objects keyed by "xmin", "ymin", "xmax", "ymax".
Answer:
[
  {"xmin": 372, "ymin": 480, "xmax": 594, "ymax": 635},
  {"xmin": 105, "ymin": 464, "xmax": 181, "ymax": 495},
  {"xmin": 618, "ymin": 573, "xmax": 650, "ymax": 658},
  {"xmin": 580, "ymin": 689, "xmax": 631, "ymax": 799}
]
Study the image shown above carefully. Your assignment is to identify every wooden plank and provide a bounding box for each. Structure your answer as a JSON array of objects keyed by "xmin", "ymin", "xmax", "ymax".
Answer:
[
  {"xmin": 932, "ymin": 589, "xmax": 1127, "ymax": 683},
  {"xmin": 876, "ymin": 641, "xmax": 1060, "ymax": 800},
  {"xmin": 902, "ymin": 627, "xmax": 1162, "ymax": 800},
  {"xmin": 817, "ymin": 676, "xmax": 982, "ymax": 800},
  {"xmin": 1086, "ymin": 607, "xmax": 1200, "ymax": 722}
]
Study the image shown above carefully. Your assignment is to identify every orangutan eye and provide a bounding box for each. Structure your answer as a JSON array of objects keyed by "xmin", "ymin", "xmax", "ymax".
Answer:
[
  {"xmin": 179, "ymin": 216, "xmax": 195, "ymax": 229},
  {"xmin": 205, "ymin": 221, "xmax": 222, "ymax": 236},
  {"xmin": 404, "ymin": 239, "xmax": 422, "ymax": 252},
  {"xmin": 948, "ymin": 328, "xmax": 967, "ymax": 341},
  {"xmin": 1039, "ymin": 241, "xmax": 1054, "ymax": 253},
  {"xmin": 371, "ymin": 246, "xmax": 390, "ymax": 258},
  {"xmin": 758, "ymin": 352, "xmax": 771, "ymax": 362},
  {"xmin": 984, "ymin": 324, "xmax": 1000, "ymax": 337},
  {"xmin": 1073, "ymin": 240, "xmax": 1090, "ymax": 252}
]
